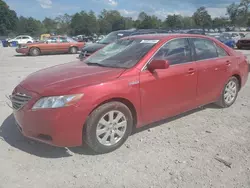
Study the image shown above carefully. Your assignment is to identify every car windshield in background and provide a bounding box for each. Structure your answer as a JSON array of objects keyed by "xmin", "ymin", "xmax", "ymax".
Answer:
[
  {"xmin": 97, "ymin": 31, "xmax": 128, "ymax": 44},
  {"xmin": 244, "ymin": 33, "xmax": 250, "ymax": 38},
  {"xmin": 67, "ymin": 37, "xmax": 77, "ymax": 43},
  {"xmin": 84, "ymin": 38, "xmax": 159, "ymax": 68}
]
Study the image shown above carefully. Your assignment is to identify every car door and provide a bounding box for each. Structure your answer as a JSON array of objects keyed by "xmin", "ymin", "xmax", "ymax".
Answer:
[
  {"xmin": 15, "ymin": 37, "xmax": 22, "ymax": 44},
  {"xmin": 58, "ymin": 37, "xmax": 70, "ymax": 52},
  {"xmin": 190, "ymin": 38, "xmax": 231, "ymax": 105},
  {"xmin": 40, "ymin": 36, "xmax": 58, "ymax": 53},
  {"xmin": 140, "ymin": 38, "xmax": 198, "ymax": 125}
]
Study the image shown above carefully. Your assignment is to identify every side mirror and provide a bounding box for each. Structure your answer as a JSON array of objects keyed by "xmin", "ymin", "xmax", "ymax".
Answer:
[{"xmin": 147, "ymin": 59, "xmax": 170, "ymax": 71}]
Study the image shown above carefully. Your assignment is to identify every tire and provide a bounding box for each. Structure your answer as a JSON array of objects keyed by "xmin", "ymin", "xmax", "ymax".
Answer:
[
  {"xmin": 27, "ymin": 41, "xmax": 32, "ymax": 43},
  {"xmin": 29, "ymin": 47, "xmax": 40, "ymax": 56},
  {"xmin": 69, "ymin": 47, "xmax": 77, "ymax": 54},
  {"xmin": 84, "ymin": 102, "xmax": 133, "ymax": 154},
  {"xmin": 216, "ymin": 77, "xmax": 239, "ymax": 108}
]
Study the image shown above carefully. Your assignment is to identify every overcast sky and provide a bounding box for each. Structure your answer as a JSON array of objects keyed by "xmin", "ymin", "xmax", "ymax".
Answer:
[{"xmin": 5, "ymin": 0, "xmax": 241, "ymax": 20}]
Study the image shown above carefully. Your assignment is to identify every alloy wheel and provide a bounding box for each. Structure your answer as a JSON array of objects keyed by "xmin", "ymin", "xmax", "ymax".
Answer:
[
  {"xmin": 96, "ymin": 110, "xmax": 127, "ymax": 146},
  {"xmin": 224, "ymin": 80, "xmax": 237, "ymax": 104}
]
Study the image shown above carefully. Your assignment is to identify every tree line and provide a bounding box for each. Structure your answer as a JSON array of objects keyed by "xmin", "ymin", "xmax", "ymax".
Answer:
[{"xmin": 1, "ymin": 0, "xmax": 250, "ymax": 37}]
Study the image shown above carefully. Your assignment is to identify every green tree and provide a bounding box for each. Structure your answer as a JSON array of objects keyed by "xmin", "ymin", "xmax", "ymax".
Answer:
[
  {"xmin": 42, "ymin": 17, "xmax": 57, "ymax": 34},
  {"xmin": 182, "ymin": 16, "xmax": 196, "ymax": 29},
  {"xmin": 136, "ymin": 12, "xmax": 162, "ymax": 29},
  {"xmin": 17, "ymin": 16, "xmax": 45, "ymax": 36},
  {"xmin": 0, "ymin": 0, "xmax": 18, "ymax": 35},
  {"xmin": 193, "ymin": 7, "xmax": 212, "ymax": 30},
  {"xmin": 71, "ymin": 11, "xmax": 99, "ymax": 36},
  {"xmin": 98, "ymin": 10, "xmax": 125, "ymax": 33},
  {"xmin": 165, "ymin": 14, "xmax": 183, "ymax": 29},
  {"xmin": 227, "ymin": 3, "xmax": 240, "ymax": 25},
  {"xmin": 212, "ymin": 17, "xmax": 229, "ymax": 28},
  {"xmin": 55, "ymin": 14, "xmax": 72, "ymax": 35},
  {"xmin": 124, "ymin": 17, "xmax": 134, "ymax": 29}
]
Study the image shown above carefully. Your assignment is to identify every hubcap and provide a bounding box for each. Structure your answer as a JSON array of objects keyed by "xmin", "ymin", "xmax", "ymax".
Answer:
[
  {"xmin": 71, "ymin": 48, "xmax": 76, "ymax": 53},
  {"xmin": 224, "ymin": 80, "xmax": 237, "ymax": 104},
  {"xmin": 96, "ymin": 110, "xmax": 127, "ymax": 146},
  {"xmin": 33, "ymin": 49, "xmax": 39, "ymax": 55}
]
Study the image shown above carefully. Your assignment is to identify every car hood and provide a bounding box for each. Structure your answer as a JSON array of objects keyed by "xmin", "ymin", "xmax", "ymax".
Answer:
[
  {"xmin": 20, "ymin": 61, "xmax": 125, "ymax": 95},
  {"xmin": 239, "ymin": 38, "xmax": 250, "ymax": 41},
  {"xmin": 81, "ymin": 43, "xmax": 106, "ymax": 54}
]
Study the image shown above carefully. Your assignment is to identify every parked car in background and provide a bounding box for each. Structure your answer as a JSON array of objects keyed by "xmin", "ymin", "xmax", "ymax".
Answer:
[
  {"xmin": 207, "ymin": 33, "xmax": 236, "ymax": 48},
  {"xmin": 236, "ymin": 33, "xmax": 250, "ymax": 49},
  {"xmin": 78, "ymin": 29, "xmax": 168, "ymax": 60},
  {"xmin": 223, "ymin": 32, "xmax": 242, "ymax": 43},
  {"xmin": 186, "ymin": 29, "xmax": 205, "ymax": 35},
  {"xmin": 8, "ymin": 35, "xmax": 34, "ymax": 44},
  {"xmin": 9, "ymin": 34, "xmax": 249, "ymax": 153},
  {"xmin": 16, "ymin": 36, "xmax": 85, "ymax": 56}
]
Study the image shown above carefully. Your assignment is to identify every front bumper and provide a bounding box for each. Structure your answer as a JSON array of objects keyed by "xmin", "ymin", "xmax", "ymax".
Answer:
[
  {"xmin": 11, "ymin": 86, "xmax": 89, "ymax": 147},
  {"xmin": 16, "ymin": 48, "xmax": 29, "ymax": 54}
]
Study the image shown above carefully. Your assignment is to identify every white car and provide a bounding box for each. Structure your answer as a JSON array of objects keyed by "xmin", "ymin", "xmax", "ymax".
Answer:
[
  {"xmin": 8, "ymin": 35, "xmax": 34, "ymax": 44},
  {"xmin": 222, "ymin": 32, "xmax": 242, "ymax": 43}
]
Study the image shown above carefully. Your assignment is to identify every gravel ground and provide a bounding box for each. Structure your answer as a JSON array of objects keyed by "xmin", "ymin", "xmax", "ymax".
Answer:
[{"xmin": 0, "ymin": 48, "xmax": 250, "ymax": 188}]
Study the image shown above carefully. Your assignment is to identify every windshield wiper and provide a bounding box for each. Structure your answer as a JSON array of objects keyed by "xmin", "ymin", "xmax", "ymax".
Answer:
[
  {"xmin": 85, "ymin": 62, "xmax": 109, "ymax": 67},
  {"xmin": 97, "ymin": 41, "xmax": 109, "ymax": 44}
]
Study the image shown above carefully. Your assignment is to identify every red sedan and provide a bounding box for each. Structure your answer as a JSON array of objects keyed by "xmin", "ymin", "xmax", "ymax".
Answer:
[
  {"xmin": 16, "ymin": 36, "xmax": 85, "ymax": 56},
  {"xmin": 9, "ymin": 34, "xmax": 249, "ymax": 153}
]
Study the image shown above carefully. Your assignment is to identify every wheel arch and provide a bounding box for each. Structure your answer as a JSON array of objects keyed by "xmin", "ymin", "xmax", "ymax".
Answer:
[
  {"xmin": 29, "ymin": 46, "xmax": 41, "ymax": 51},
  {"xmin": 69, "ymin": 46, "xmax": 78, "ymax": 51},
  {"xmin": 86, "ymin": 97, "xmax": 138, "ymax": 129},
  {"xmin": 232, "ymin": 74, "xmax": 242, "ymax": 90}
]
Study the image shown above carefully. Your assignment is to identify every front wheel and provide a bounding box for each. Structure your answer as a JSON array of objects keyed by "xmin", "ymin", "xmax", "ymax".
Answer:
[
  {"xmin": 69, "ymin": 47, "xmax": 77, "ymax": 54},
  {"xmin": 29, "ymin": 47, "xmax": 40, "ymax": 56},
  {"xmin": 216, "ymin": 77, "xmax": 239, "ymax": 108},
  {"xmin": 84, "ymin": 102, "xmax": 133, "ymax": 154}
]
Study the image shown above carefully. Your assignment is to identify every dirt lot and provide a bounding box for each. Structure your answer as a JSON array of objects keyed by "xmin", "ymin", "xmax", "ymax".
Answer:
[{"xmin": 0, "ymin": 48, "xmax": 250, "ymax": 188}]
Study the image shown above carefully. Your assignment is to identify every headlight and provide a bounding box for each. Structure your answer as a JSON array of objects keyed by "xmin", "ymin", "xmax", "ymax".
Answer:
[
  {"xmin": 32, "ymin": 94, "xmax": 83, "ymax": 110},
  {"xmin": 21, "ymin": 46, "xmax": 28, "ymax": 49}
]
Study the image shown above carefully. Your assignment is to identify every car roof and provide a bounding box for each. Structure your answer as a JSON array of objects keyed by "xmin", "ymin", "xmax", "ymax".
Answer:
[
  {"xmin": 110, "ymin": 29, "xmax": 168, "ymax": 35},
  {"xmin": 123, "ymin": 33, "xmax": 211, "ymax": 41}
]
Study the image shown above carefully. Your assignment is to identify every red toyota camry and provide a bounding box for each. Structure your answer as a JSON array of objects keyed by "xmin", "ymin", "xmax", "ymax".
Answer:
[{"xmin": 9, "ymin": 34, "xmax": 249, "ymax": 153}]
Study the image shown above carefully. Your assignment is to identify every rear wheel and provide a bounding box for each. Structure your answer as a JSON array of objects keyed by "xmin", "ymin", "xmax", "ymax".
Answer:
[
  {"xmin": 27, "ymin": 41, "xmax": 32, "ymax": 43},
  {"xmin": 70, "ymin": 47, "xmax": 77, "ymax": 54},
  {"xmin": 29, "ymin": 47, "xmax": 40, "ymax": 56},
  {"xmin": 216, "ymin": 77, "xmax": 239, "ymax": 108},
  {"xmin": 84, "ymin": 102, "xmax": 133, "ymax": 154}
]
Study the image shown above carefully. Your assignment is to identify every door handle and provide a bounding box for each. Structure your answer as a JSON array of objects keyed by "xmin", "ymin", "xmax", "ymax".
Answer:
[
  {"xmin": 226, "ymin": 60, "xmax": 231, "ymax": 66},
  {"xmin": 187, "ymin": 68, "xmax": 195, "ymax": 75}
]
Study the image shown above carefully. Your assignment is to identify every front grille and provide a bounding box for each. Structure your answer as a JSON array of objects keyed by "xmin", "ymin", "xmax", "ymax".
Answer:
[
  {"xmin": 10, "ymin": 93, "xmax": 32, "ymax": 110},
  {"xmin": 240, "ymin": 40, "xmax": 250, "ymax": 44}
]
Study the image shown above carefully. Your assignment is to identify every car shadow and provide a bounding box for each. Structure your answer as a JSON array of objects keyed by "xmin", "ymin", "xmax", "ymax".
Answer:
[
  {"xmin": 14, "ymin": 53, "xmax": 78, "ymax": 57},
  {"xmin": 0, "ymin": 104, "xmax": 221, "ymax": 158},
  {"xmin": 0, "ymin": 114, "xmax": 97, "ymax": 158},
  {"xmin": 132, "ymin": 103, "xmax": 219, "ymax": 135}
]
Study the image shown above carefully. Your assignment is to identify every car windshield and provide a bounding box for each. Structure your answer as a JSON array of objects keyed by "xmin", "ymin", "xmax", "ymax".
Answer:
[
  {"xmin": 84, "ymin": 38, "xmax": 159, "ymax": 68},
  {"xmin": 221, "ymin": 33, "xmax": 232, "ymax": 39},
  {"xmin": 97, "ymin": 31, "xmax": 128, "ymax": 44},
  {"xmin": 244, "ymin": 33, "xmax": 250, "ymax": 38}
]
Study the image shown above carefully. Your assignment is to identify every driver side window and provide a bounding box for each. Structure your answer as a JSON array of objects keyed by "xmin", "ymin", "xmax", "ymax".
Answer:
[
  {"xmin": 59, "ymin": 37, "xmax": 68, "ymax": 43},
  {"xmin": 48, "ymin": 37, "xmax": 57, "ymax": 43},
  {"xmin": 152, "ymin": 38, "xmax": 192, "ymax": 65}
]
